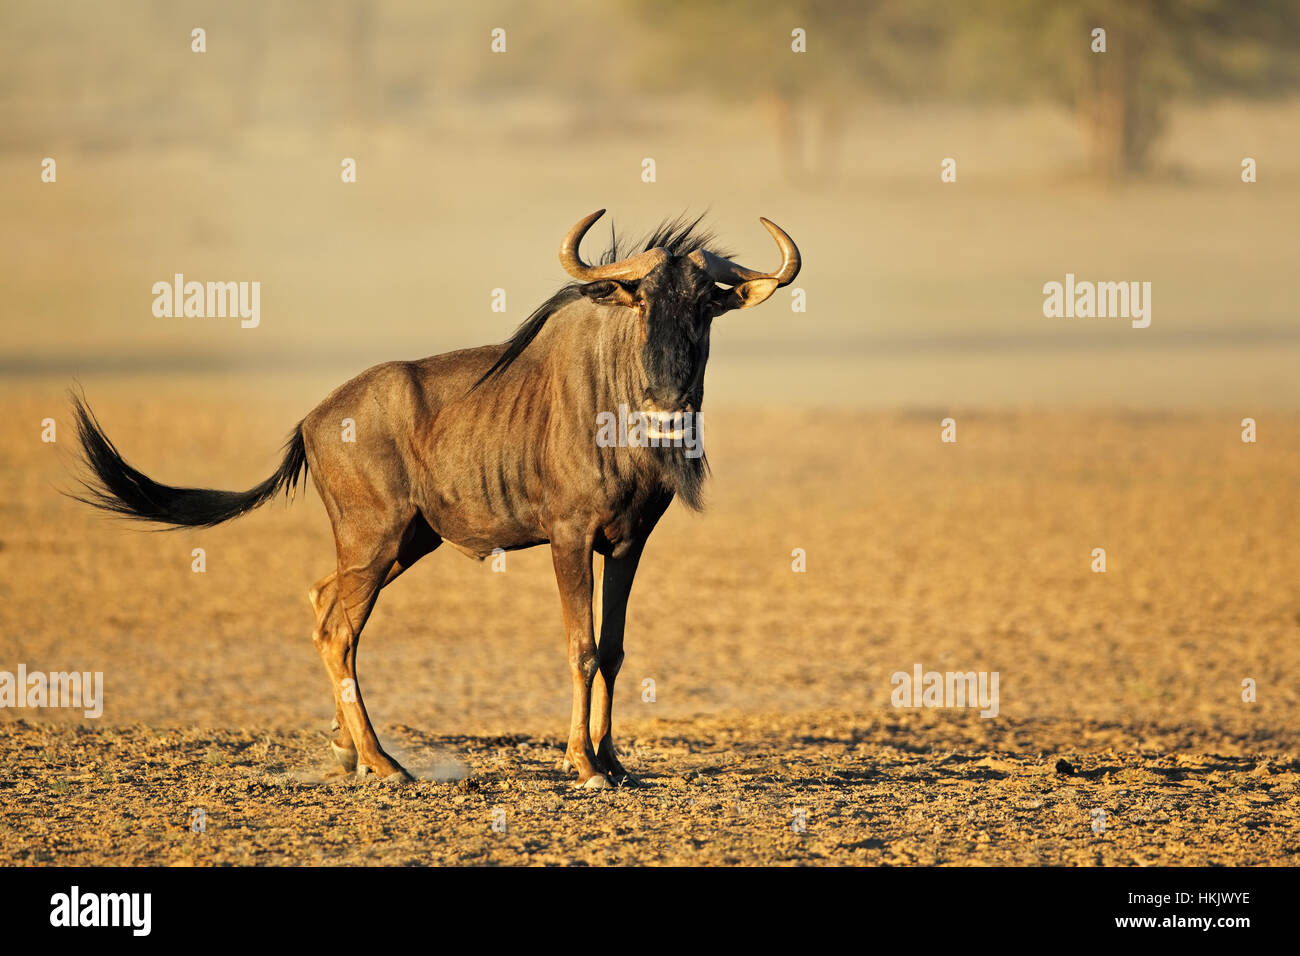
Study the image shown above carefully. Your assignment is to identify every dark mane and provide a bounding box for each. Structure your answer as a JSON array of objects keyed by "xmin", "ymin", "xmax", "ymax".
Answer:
[
  {"xmin": 470, "ymin": 214, "xmax": 731, "ymax": 391},
  {"xmin": 598, "ymin": 212, "xmax": 729, "ymax": 268}
]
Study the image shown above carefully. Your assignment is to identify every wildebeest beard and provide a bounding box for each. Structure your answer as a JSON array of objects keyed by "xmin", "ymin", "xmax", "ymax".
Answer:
[{"xmin": 635, "ymin": 408, "xmax": 709, "ymax": 511}]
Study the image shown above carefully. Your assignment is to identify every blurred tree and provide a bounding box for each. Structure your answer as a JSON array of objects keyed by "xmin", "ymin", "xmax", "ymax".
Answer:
[
  {"xmin": 627, "ymin": 0, "xmax": 1300, "ymax": 178},
  {"xmin": 624, "ymin": 0, "xmax": 950, "ymax": 183},
  {"xmin": 5, "ymin": 0, "xmax": 1298, "ymax": 175},
  {"xmin": 954, "ymin": 0, "xmax": 1300, "ymax": 175}
]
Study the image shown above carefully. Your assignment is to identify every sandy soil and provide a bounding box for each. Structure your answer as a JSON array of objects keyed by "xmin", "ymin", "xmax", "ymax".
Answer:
[
  {"xmin": 1, "ymin": 382, "xmax": 1298, "ymax": 865},
  {"xmin": 3, "ymin": 714, "xmax": 1298, "ymax": 866}
]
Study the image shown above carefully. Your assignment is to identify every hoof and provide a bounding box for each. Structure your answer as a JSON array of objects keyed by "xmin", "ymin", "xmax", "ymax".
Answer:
[
  {"xmin": 597, "ymin": 758, "xmax": 633, "ymax": 782},
  {"xmin": 577, "ymin": 773, "xmax": 612, "ymax": 790},
  {"xmin": 331, "ymin": 741, "xmax": 358, "ymax": 773},
  {"xmin": 357, "ymin": 759, "xmax": 415, "ymax": 784}
]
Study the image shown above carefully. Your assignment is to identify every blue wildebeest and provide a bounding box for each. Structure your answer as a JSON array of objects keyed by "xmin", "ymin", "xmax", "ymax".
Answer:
[{"xmin": 70, "ymin": 210, "xmax": 801, "ymax": 787}]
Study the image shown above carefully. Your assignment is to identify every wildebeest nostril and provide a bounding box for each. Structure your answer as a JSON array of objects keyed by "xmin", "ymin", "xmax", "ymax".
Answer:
[{"xmin": 645, "ymin": 392, "xmax": 689, "ymax": 414}]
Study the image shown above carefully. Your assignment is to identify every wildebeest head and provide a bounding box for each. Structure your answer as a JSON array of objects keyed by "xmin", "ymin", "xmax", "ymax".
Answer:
[{"xmin": 559, "ymin": 209, "xmax": 801, "ymax": 418}]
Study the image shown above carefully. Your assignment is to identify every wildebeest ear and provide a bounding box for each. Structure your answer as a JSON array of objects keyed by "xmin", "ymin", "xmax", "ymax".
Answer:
[
  {"xmin": 580, "ymin": 280, "xmax": 639, "ymax": 308},
  {"xmin": 712, "ymin": 277, "xmax": 780, "ymax": 314}
]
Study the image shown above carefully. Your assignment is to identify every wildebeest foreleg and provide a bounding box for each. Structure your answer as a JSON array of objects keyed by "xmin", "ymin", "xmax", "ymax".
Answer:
[
  {"xmin": 590, "ymin": 540, "xmax": 644, "ymax": 784},
  {"xmin": 551, "ymin": 527, "xmax": 608, "ymax": 788}
]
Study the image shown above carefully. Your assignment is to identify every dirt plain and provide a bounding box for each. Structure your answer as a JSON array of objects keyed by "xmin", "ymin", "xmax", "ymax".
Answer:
[
  {"xmin": 3, "ymin": 4, "xmax": 1300, "ymax": 870},
  {"xmin": 1, "ymin": 382, "xmax": 1297, "ymax": 865}
]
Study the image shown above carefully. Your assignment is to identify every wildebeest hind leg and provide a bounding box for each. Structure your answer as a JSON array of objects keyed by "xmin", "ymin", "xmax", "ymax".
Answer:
[
  {"xmin": 312, "ymin": 556, "xmax": 410, "ymax": 780},
  {"xmin": 309, "ymin": 573, "xmax": 360, "ymax": 774},
  {"xmin": 309, "ymin": 540, "xmax": 435, "ymax": 775},
  {"xmin": 312, "ymin": 512, "xmax": 441, "ymax": 781}
]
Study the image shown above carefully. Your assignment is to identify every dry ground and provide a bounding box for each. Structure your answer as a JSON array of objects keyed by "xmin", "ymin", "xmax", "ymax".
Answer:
[
  {"xmin": 4, "ymin": 714, "xmax": 1298, "ymax": 866},
  {"xmin": 1, "ymin": 384, "xmax": 1297, "ymax": 864}
]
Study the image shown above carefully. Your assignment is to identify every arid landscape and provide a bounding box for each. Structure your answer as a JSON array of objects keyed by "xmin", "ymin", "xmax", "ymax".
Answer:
[
  {"xmin": 2, "ymin": 388, "xmax": 1297, "ymax": 865},
  {"xmin": 2, "ymin": 2, "xmax": 1299, "ymax": 869}
]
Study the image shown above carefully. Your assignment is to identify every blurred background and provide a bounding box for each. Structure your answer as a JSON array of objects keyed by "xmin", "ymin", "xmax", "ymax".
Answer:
[
  {"xmin": 1, "ymin": 3, "xmax": 1298, "ymax": 748},
  {"xmin": 3, "ymin": 0, "xmax": 1299, "ymax": 406}
]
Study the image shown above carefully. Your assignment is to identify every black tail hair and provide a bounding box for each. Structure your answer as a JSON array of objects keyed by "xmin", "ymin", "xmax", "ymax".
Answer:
[{"xmin": 67, "ymin": 392, "xmax": 308, "ymax": 529}]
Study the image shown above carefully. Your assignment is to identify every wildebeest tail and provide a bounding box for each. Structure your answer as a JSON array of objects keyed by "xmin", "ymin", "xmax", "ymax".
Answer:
[{"xmin": 68, "ymin": 393, "xmax": 308, "ymax": 529}]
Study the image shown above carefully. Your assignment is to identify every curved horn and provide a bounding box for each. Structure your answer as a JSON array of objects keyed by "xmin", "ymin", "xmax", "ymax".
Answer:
[
  {"xmin": 689, "ymin": 217, "xmax": 801, "ymax": 287},
  {"xmin": 559, "ymin": 209, "xmax": 669, "ymax": 281}
]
